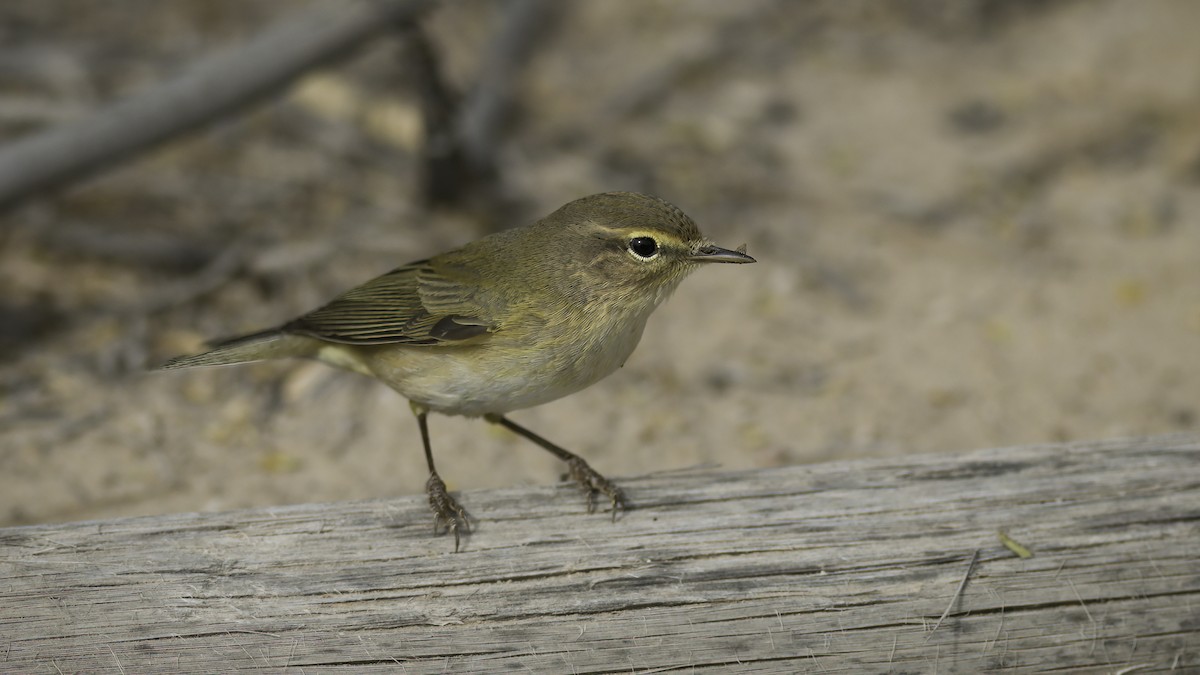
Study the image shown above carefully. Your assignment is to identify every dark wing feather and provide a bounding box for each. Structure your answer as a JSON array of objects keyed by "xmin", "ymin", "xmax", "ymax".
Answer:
[{"xmin": 283, "ymin": 260, "xmax": 497, "ymax": 346}]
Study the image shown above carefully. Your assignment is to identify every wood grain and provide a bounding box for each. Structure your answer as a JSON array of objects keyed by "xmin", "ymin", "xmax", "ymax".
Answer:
[{"xmin": 2, "ymin": 435, "xmax": 1197, "ymax": 672}]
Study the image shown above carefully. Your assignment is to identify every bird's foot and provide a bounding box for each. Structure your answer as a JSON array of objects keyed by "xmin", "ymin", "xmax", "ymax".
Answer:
[
  {"xmin": 426, "ymin": 472, "xmax": 470, "ymax": 552},
  {"xmin": 566, "ymin": 457, "xmax": 626, "ymax": 521}
]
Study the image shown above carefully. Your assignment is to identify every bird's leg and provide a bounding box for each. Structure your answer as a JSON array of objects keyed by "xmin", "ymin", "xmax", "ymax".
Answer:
[
  {"xmin": 413, "ymin": 404, "xmax": 470, "ymax": 551},
  {"xmin": 484, "ymin": 413, "xmax": 626, "ymax": 520}
]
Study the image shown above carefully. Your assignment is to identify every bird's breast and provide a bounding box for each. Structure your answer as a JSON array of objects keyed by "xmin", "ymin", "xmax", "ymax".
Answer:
[{"xmin": 358, "ymin": 303, "xmax": 655, "ymax": 416}]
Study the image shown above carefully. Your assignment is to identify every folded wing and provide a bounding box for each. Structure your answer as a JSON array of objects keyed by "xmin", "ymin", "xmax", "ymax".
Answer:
[{"xmin": 285, "ymin": 260, "xmax": 497, "ymax": 345}]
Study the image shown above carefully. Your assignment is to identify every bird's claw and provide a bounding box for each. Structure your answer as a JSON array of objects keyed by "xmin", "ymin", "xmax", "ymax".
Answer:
[
  {"xmin": 426, "ymin": 472, "xmax": 470, "ymax": 552},
  {"xmin": 566, "ymin": 457, "xmax": 626, "ymax": 521}
]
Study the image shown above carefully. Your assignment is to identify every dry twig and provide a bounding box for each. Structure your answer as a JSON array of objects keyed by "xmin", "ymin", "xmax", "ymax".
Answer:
[{"xmin": 0, "ymin": 0, "xmax": 432, "ymax": 213}]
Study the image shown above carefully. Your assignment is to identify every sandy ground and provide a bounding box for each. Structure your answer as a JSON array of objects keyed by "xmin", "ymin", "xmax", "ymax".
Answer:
[{"xmin": 2, "ymin": 0, "xmax": 1199, "ymax": 527}]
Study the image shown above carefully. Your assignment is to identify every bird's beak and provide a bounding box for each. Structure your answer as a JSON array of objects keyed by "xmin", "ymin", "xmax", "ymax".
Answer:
[{"xmin": 689, "ymin": 243, "xmax": 756, "ymax": 264}]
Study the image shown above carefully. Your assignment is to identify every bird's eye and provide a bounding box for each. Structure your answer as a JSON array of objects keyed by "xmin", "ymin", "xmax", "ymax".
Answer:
[{"xmin": 628, "ymin": 236, "xmax": 659, "ymax": 260}]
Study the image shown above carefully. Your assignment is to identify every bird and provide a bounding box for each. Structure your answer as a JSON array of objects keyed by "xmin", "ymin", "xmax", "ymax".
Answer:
[{"xmin": 158, "ymin": 191, "xmax": 756, "ymax": 550}]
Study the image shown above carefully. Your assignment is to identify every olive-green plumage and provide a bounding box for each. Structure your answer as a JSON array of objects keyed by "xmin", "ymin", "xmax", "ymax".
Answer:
[{"xmin": 159, "ymin": 192, "xmax": 755, "ymax": 550}]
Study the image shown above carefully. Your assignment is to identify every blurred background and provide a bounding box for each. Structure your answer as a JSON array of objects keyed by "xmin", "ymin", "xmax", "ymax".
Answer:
[{"xmin": 2, "ymin": 0, "xmax": 1198, "ymax": 526}]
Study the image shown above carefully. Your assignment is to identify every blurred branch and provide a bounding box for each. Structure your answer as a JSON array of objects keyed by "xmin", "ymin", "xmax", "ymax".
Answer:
[
  {"xmin": 458, "ymin": 0, "xmax": 559, "ymax": 171},
  {"xmin": 403, "ymin": 24, "xmax": 467, "ymax": 207},
  {"xmin": 126, "ymin": 244, "xmax": 249, "ymax": 317},
  {"xmin": 37, "ymin": 221, "xmax": 222, "ymax": 271},
  {"xmin": 408, "ymin": 0, "xmax": 559, "ymax": 222},
  {"xmin": 0, "ymin": 0, "xmax": 433, "ymax": 214},
  {"xmin": 600, "ymin": 0, "xmax": 793, "ymax": 122}
]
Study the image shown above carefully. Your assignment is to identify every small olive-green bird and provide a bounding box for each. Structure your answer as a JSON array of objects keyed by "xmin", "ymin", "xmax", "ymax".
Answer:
[{"xmin": 159, "ymin": 192, "xmax": 755, "ymax": 550}]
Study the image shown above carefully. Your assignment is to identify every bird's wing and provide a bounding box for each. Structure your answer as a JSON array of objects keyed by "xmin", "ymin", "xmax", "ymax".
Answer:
[{"xmin": 283, "ymin": 259, "xmax": 498, "ymax": 346}]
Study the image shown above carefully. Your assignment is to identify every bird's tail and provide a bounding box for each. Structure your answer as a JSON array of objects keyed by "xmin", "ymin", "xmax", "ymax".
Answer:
[{"xmin": 156, "ymin": 329, "xmax": 315, "ymax": 370}]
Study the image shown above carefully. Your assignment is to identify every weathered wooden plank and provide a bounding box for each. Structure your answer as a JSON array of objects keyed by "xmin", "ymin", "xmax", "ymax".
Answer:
[{"xmin": 2, "ymin": 435, "xmax": 1198, "ymax": 672}]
